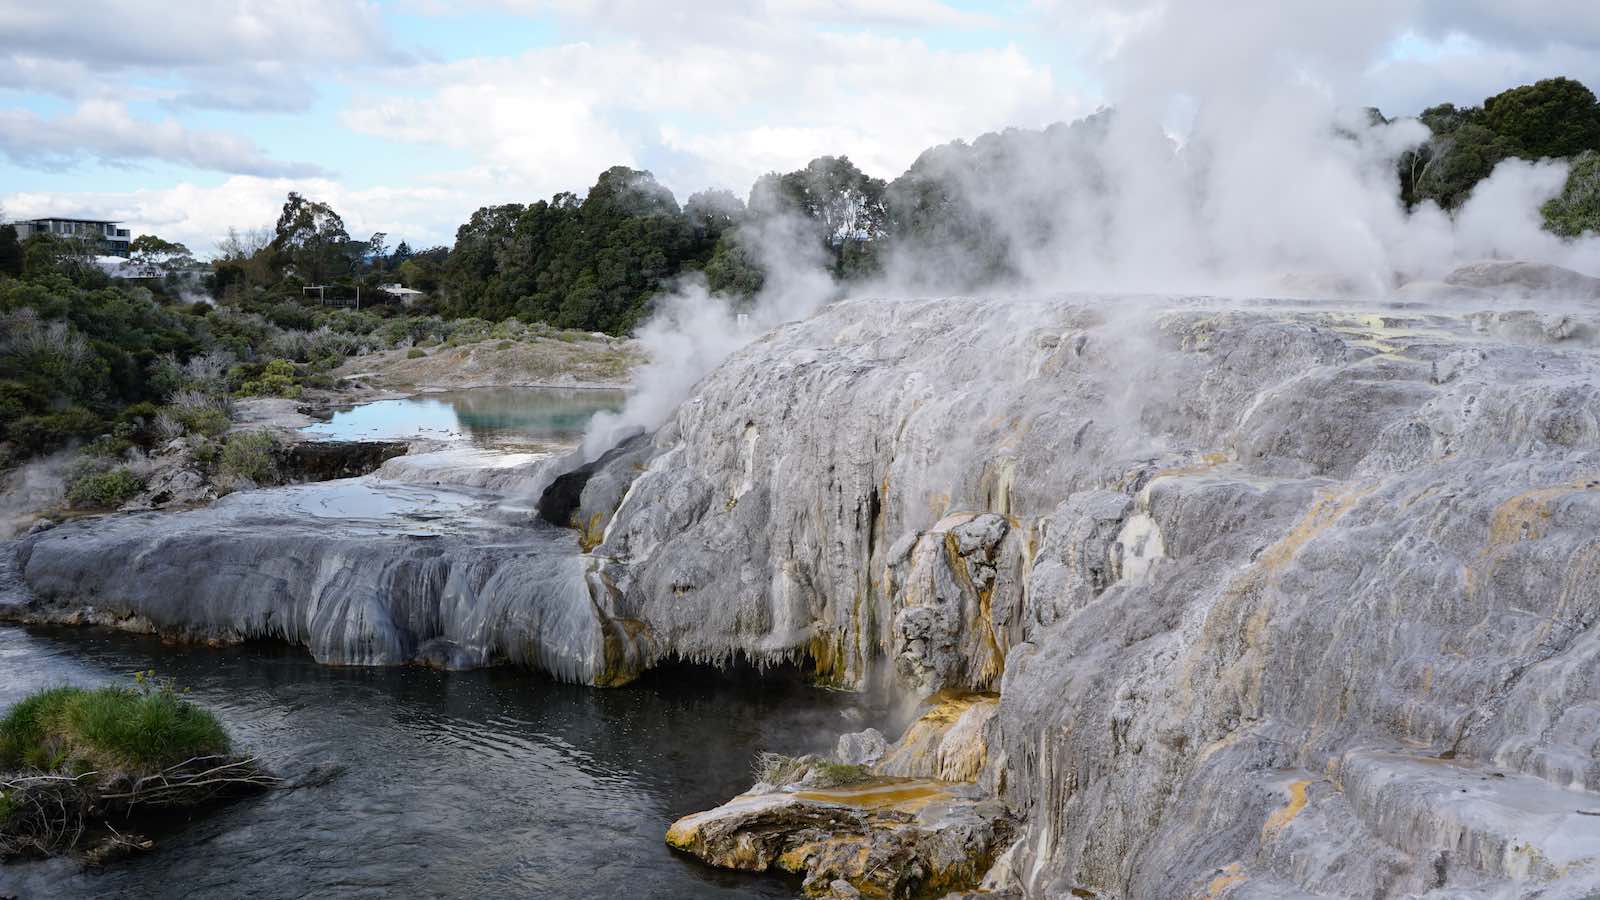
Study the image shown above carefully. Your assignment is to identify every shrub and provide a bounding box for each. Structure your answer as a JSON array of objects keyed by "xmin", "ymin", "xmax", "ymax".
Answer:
[
  {"xmin": 236, "ymin": 358, "xmax": 301, "ymax": 398},
  {"xmin": 406, "ymin": 348, "xmax": 427, "ymax": 360},
  {"xmin": 219, "ymin": 430, "xmax": 277, "ymax": 483},
  {"xmin": 0, "ymin": 678, "xmax": 229, "ymax": 775},
  {"xmin": 6, "ymin": 407, "xmax": 103, "ymax": 456},
  {"xmin": 65, "ymin": 466, "xmax": 144, "ymax": 507},
  {"xmin": 445, "ymin": 317, "xmax": 493, "ymax": 346},
  {"xmin": 80, "ymin": 434, "xmax": 132, "ymax": 459},
  {"xmin": 165, "ymin": 389, "xmax": 232, "ymax": 437}
]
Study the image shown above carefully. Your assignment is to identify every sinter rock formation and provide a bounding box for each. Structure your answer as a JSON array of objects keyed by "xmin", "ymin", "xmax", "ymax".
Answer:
[{"xmin": 9, "ymin": 268, "xmax": 1600, "ymax": 896}]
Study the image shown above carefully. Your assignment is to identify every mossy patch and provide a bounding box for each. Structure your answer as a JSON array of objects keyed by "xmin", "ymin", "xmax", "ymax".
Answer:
[{"xmin": 0, "ymin": 680, "xmax": 230, "ymax": 776}]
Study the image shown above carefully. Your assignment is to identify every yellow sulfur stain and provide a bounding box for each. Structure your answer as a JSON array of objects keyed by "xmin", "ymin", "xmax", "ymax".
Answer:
[
  {"xmin": 793, "ymin": 779, "xmax": 954, "ymax": 813},
  {"xmin": 575, "ymin": 511, "xmax": 607, "ymax": 552},
  {"xmin": 1154, "ymin": 450, "xmax": 1231, "ymax": 480},
  {"xmin": 1203, "ymin": 862, "xmax": 1247, "ymax": 899},
  {"xmin": 775, "ymin": 842, "xmax": 819, "ymax": 872},
  {"xmin": 1259, "ymin": 485, "xmax": 1376, "ymax": 575},
  {"xmin": 1261, "ymin": 779, "xmax": 1311, "ymax": 840},
  {"xmin": 665, "ymin": 817, "xmax": 702, "ymax": 849},
  {"xmin": 1487, "ymin": 479, "xmax": 1598, "ymax": 548}
]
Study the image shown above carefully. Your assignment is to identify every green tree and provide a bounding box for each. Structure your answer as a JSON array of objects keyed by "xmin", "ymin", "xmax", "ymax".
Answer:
[
  {"xmin": 270, "ymin": 192, "xmax": 352, "ymax": 284},
  {"xmin": 1543, "ymin": 150, "xmax": 1600, "ymax": 237},
  {"xmin": 0, "ymin": 224, "xmax": 21, "ymax": 278},
  {"xmin": 365, "ymin": 232, "xmax": 388, "ymax": 272},
  {"xmin": 1482, "ymin": 77, "xmax": 1600, "ymax": 160},
  {"xmin": 1403, "ymin": 122, "xmax": 1520, "ymax": 210},
  {"xmin": 129, "ymin": 234, "xmax": 196, "ymax": 271}
]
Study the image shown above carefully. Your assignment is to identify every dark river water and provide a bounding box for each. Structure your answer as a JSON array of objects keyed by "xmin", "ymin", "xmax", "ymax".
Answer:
[
  {"xmin": 0, "ymin": 387, "xmax": 863, "ymax": 899},
  {"xmin": 0, "ymin": 625, "xmax": 868, "ymax": 899}
]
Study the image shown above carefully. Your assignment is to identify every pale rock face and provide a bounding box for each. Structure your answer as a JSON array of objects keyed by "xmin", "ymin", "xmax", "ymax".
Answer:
[
  {"xmin": 593, "ymin": 295, "xmax": 1600, "ymax": 897},
  {"xmin": 13, "ymin": 291, "xmax": 1600, "ymax": 897},
  {"xmin": 836, "ymin": 728, "xmax": 888, "ymax": 767}
]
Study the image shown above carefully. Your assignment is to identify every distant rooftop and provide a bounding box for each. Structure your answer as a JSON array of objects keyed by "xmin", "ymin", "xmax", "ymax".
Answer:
[{"xmin": 22, "ymin": 216, "xmax": 125, "ymax": 225}]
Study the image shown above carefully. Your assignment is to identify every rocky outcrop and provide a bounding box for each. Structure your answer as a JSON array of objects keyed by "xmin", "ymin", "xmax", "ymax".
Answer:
[
  {"xmin": 6, "ymin": 473, "xmax": 623, "ymax": 681},
  {"xmin": 277, "ymin": 439, "xmax": 409, "ymax": 482},
  {"xmin": 1443, "ymin": 259, "xmax": 1600, "ymax": 299},
  {"xmin": 13, "ymin": 290, "xmax": 1600, "ymax": 897},
  {"xmin": 667, "ymin": 781, "xmax": 1013, "ymax": 899},
  {"xmin": 595, "ymin": 295, "xmax": 1600, "ymax": 897},
  {"xmin": 669, "ymin": 702, "xmax": 1015, "ymax": 899}
]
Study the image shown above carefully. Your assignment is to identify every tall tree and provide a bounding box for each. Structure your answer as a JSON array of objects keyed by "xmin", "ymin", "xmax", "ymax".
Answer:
[
  {"xmin": 365, "ymin": 232, "xmax": 388, "ymax": 271},
  {"xmin": 1483, "ymin": 77, "xmax": 1600, "ymax": 160},
  {"xmin": 270, "ymin": 192, "xmax": 351, "ymax": 284},
  {"xmin": 129, "ymin": 234, "xmax": 196, "ymax": 271},
  {"xmin": 0, "ymin": 224, "xmax": 21, "ymax": 278}
]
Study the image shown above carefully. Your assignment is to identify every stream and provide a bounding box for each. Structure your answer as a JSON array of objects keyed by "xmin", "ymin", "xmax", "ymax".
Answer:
[{"xmin": 0, "ymin": 387, "xmax": 859, "ymax": 899}]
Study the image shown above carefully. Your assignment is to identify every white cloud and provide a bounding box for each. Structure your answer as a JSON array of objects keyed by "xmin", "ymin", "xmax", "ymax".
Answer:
[
  {"xmin": 0, "ymin": 1, "xmax": 399, "ymax": 110},
  {"xmin": 2, "ymin": 176, "xmax": 466, "ymax": 255},
  {"xmin": 342, "ymin": 32, "xmax": 1071, "ymax": 200},
  {"xmin": 1031, "ymin": 0, "xmax": 1600, "ymax": 116},
  {"xmin": 0, "ymin": 101, "xmax": 327, "ymax": 178},
  {"xmin": 0, "ymin": 1, "xmax": 395, "ymax": 70},
  {"xmin": 491, "ymin": 0, "xmax": 999, "ymax": 35}
]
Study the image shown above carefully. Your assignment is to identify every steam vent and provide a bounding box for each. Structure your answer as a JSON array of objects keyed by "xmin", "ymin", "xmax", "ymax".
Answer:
[{"xmin": 12, "ymin": 286, "xmax": 1600, "ymax": 897}]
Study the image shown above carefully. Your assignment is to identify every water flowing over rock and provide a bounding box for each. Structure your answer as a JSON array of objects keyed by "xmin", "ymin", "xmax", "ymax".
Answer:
[
  {"xmin": 9, "ymin": 475, "xmax": 625, "ymax": 682},
  {"xmin": 11, "ymin": 291, "xmax": 1600, "ymax": 896}
]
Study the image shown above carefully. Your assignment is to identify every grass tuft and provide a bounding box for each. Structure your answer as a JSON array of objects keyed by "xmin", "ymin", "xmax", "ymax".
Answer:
[{"xmin": 0, "ymin": 678, "xmax": 230, "ymax": 777}]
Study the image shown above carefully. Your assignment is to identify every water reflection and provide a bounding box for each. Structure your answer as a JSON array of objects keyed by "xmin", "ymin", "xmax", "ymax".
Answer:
[
  {"xmin": 301, "ymin": 388, "xmax": 626, "ymax": 448},
  {"xmin": 0, "ymin": 626, "xmax": 873, "ymax": 899}
]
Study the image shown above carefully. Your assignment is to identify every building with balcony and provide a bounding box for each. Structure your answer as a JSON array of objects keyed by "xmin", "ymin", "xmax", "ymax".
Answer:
[{"xmin": 13, "ymin": 217, "xmax": 133, "ymax": 257}]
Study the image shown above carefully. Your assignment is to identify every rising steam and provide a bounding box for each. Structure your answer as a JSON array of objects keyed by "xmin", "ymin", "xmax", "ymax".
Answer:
[{"xmin": 583, "ymin": 6, "xmax": 1600, "ymax": 461}]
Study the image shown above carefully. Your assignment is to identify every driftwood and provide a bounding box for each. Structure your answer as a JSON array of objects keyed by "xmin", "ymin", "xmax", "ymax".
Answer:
[{"xmin": 0, "ymin": 755, "xmax": 283, "ymax": 859}]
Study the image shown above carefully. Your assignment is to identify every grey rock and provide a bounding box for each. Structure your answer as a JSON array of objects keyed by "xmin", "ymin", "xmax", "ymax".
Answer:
[
  {"xmin": 15, "ymin": 291, "xmax": 1600, "ymax": 897},
  {"xmin": 835, "ymin": 728, "xmax": 888, "ymax": 767},
  {"xmin": 1443, "ymin": 259, "xmax": 1600, "ymax": 299}
]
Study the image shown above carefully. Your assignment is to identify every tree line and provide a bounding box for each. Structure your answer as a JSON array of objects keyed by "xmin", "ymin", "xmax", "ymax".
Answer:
[
  {"xmin": 423, "ymin": 76, "xmax": 1600, "ymax": 331},
  {"xmin": 5, "ymin": 75, "xmax": 1597, "ymax": 342}
]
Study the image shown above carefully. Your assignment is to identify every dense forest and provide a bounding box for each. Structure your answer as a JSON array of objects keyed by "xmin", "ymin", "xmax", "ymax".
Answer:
[{"xmin": 2, "ymin": 77, "xmax": 1599, "ymax": 474}]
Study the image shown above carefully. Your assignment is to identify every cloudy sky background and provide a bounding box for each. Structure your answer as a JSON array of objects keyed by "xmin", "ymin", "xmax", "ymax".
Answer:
[{"xmin": 2, "ymin": 0, "xmax": 1597, "ymax": 255}]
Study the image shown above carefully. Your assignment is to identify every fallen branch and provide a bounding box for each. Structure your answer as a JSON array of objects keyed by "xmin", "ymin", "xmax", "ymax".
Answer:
[{"xmin": 1, "ymin": 755, "xmax": 283, "ymax": 860}]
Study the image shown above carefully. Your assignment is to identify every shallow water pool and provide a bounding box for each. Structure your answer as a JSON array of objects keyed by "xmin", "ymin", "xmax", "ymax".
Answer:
[{"xmin": 300, "ymin": 387, "xmax": 626, "ymax": 448}]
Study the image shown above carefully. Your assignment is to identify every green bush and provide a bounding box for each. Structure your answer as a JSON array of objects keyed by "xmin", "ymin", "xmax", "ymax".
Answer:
[
  {"xmin": 219, "ymin": 430, "xmax": 277, "ymax": 483},
  {"xmin": 6, "ymin": 407, "xmax": 103, "ymax": 455},
  {"xmin": 406, "ymin": 347, "xmax": 427, "ymax": 359},
  {"xmin": 237, "ymin": 358, "xmax": 301, "ymax": 398},
  {"xmin": 65, "ymin": 466, "xmax": 144, "ymax": 507},
  {"xmin": 0, "ymin": 679, "xmax": 230, "ymax": 776},
  {"xmin": 80, "ymin": 434, "xmax": 132, "ymax": 458}
]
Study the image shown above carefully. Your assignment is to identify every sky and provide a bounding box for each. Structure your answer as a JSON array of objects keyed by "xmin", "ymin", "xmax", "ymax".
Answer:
[{"xmin": 1, "ymin": 1, "xmax": 1597, "ymax": 256}]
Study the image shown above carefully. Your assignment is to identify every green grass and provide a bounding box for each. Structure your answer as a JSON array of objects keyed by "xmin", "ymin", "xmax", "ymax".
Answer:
[{"xmin": 0, "ymin": 683, "xmax": 230, "ymax": 776}]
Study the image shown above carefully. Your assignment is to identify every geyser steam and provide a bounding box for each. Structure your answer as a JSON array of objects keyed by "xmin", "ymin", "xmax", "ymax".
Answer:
[{"xmin": 587, "ymin": 1, "xmax": 1600, "ymax": 461}]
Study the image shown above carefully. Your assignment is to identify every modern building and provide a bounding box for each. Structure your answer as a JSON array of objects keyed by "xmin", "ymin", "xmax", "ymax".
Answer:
[{"xmin": 12, "ymin": 217, "xmax": 133, "ymax": 257}]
